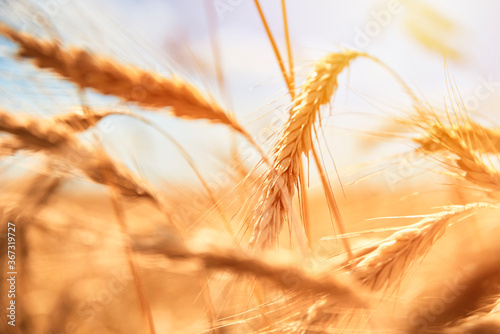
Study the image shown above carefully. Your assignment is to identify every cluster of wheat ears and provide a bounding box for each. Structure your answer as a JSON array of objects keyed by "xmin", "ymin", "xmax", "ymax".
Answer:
[{"xmin": 1, "ymin": 2, "xmax": 500, "ymax": 334}]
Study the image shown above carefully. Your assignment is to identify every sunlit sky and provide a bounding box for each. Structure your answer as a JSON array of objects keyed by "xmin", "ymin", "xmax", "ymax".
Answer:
[{"xmin": 1, "ymin": 0, "xmax": 500, "ymax": 189}]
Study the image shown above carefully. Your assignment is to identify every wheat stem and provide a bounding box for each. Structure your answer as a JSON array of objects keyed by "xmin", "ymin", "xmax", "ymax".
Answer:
[
  {"xmin": 311, "ymin": 145, "xmax": 352, "ymax": 259},
  {"xmin": 109, "ymin": 189, "xmax": 156, "ymax": 334},
  {"xmin": 253, "ymin": 0, "xmax": 294, "ymax": 98},
  {"xmin": 281, "ymin": 0, "xmax": 295, "ymax": 98},
  {"xmin": 298, "ymin": 161, "xmax": 312, "ymax": 249}
]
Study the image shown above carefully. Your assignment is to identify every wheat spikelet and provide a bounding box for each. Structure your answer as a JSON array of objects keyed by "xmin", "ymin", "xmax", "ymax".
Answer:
[
  {"xmin": 0, "ymin": 25, "xmax": 246, "ymax": 134},
  {"xmin": 403, "ymin": 0, "xmax": 462, "ymax": 61},
  {"xmin": 403, "ymin": 255, "xmax": 500, "ymax": 333},
  {"xmin": 349, "ymin": 203, "xmax": 490, "ymax": 290},
  {"xmin": 249, "ymin": 50, "xmax": 366, "ymax": 249}
]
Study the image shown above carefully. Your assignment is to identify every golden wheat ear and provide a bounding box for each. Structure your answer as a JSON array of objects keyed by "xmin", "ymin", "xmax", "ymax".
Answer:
[
  {"xmin": 416, "ymin": 121, "xmax": 500, "ymax": 154},
  {"xmin": 414, "ymin": 117, "xmax": 500, "ymax": 196},
  {"xmin": 0, "ymin": 25, "xmax": 244, "ymax": 131},
  {"xmin": 0, "ymin": 108, "xmax": 157, "ymax": 200},
  {"xmin": 249, "ymin": 50, "xmax": 367, "ymax": 250},
  {"xmin": 348, "ymin": 203, "xmax": 492, "ymax": 291},
  {"xmin": 133, "ymin": 231, "xmax": 368, "ymax": 308},
  {"xmin": 0, "ymin": 24, "xmax": 273, "ymax": 169},
  {"xmin": 0, "ymin": 109, "xmax": 121, "ymax": 156}
]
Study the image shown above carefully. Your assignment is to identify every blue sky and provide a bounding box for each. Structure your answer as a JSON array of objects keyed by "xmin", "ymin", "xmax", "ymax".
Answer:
[{"xmin": 1, "ymin": 0, "xmax": 500, "ymax": 189}]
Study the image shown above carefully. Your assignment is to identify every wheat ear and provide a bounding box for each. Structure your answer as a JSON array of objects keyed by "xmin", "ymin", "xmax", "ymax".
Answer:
[
  {"xmin": 0, "ymin": 25, "xmax": 273, "ymax": 170},
  {"xmin": 249, "ymin": 50, "xmax": 366, "ymax": 249},
  {"xmin": 135, "ymin": 235, "xmax": 367, "ymax": 308},
  {"xmin": 349, "ymin": 203, "xmax": 490, "ymax": 290},
  {"xmin": 0, "ymin": 109, "xmax": 159, "ymax": 333},
  {"xmin": 416, "ymin": 121, "xmax": 500, "ymax": 195},
  {"xmin": 0, "ymin": 108, "xmax": 157, "ymax": 201},
  {"xmin": 0, "ymin": 109, "xmax": 121, "ymax": 156},
  {"xmin": 0, "ymin": 25, "xmax": 246, "ymax": 131},
  {"xmin": 416, "ymin": 121, "xmax": 500, "ymax": 154}
]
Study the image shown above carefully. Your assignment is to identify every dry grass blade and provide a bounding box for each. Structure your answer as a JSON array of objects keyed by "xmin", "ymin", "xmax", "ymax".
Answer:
[
  {"xmin": 250, "ymin": 50, "xmax": 366, "ymax": 249},
  {"xmin": 0, "ymin": 25, "xmax": 246, "ymax": 134},
  {"xmin": 349, "ymin": 203, "xmax": 491, "ymax": 290}
]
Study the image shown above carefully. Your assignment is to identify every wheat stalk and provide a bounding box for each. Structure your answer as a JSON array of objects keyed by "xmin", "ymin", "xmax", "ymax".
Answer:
[
  {"xmin": 349, "ymin": 203, "xmax": 490, "ymax": 290},
  {"xmin": 249, "ymin": 50, "xmax": 366, "ymax": 249}
]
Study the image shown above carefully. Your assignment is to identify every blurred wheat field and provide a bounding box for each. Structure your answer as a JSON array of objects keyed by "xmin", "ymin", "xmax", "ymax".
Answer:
[{"xmin": 1, "ymin": 1, "xmax": 500, "ymax": 334}]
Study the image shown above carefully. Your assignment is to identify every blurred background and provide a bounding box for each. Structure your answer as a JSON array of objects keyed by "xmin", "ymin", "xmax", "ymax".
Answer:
[{"xmin": 1, "ymin": 1, "xmax": 500, "ymax": 333}]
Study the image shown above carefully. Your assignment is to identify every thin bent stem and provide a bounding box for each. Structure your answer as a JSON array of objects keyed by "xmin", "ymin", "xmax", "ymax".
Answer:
[
  {"xmin": 109, "ymin": 190, "xmax": 156, "ymax": 334},
  {"xmin": 281, "ymin": 0, "xmax": 295, "ymax": 98},
  {"xmin": 299, "ymin": 159, "xmax": 312, "ymax": 248},
  {"xmin": 253, "ymin": 0, "xmax": 294, "ymax": 98},
  {"xmin": 311, "ymin": 145, "xmax": 353, "ymax": 259}
]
